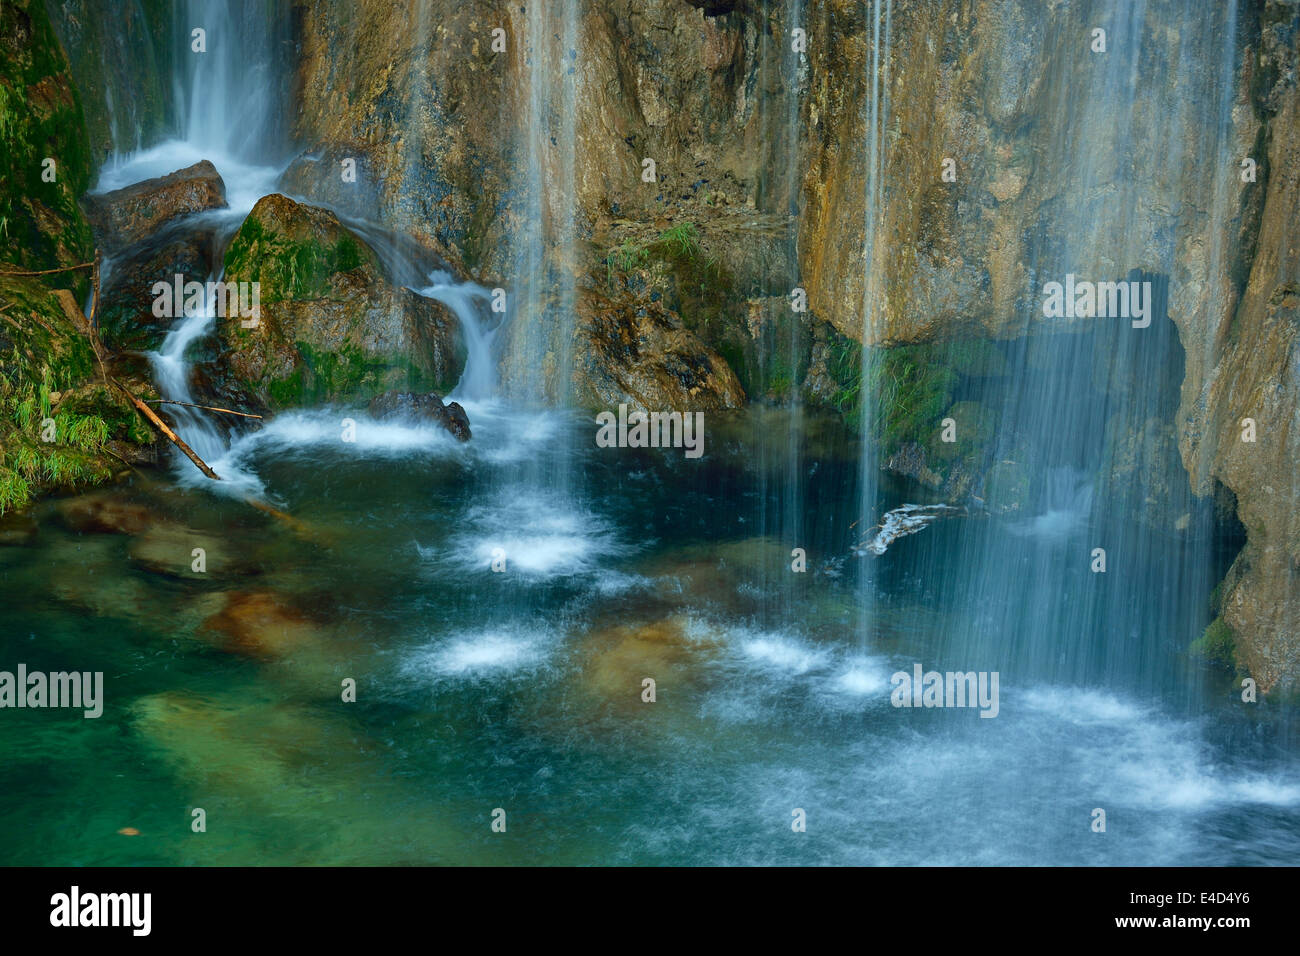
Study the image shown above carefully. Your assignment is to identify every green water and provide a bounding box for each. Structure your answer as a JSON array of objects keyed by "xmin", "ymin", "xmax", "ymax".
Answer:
[{"xmin": 1, "ymin": 404, "xmax": 1297, "ymax": 865}]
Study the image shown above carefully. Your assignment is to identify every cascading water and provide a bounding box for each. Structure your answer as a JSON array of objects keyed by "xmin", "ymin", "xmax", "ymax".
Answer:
[
  {"xmin": 505, "ymin": 0, "xmax": 581, "ymax": 411},
  {"xmin": 906, "ymin": 0, "xmax": 1243, "ymax": 699},
  {"xmin": 856, "ymin": 0, "xmax": 893, "ymax": 640},
  {"xmin": 147, "ymin": 286, "xmax": 228, "ymax": 467},
  {"xmin": 417, "ymin": 272, "xmax": 499, "ymax": 401},
  {"xmin": 98, "ymin": 0, "xmax": 291, "ymax": 476},
  {"xmin": 9, "ymin": 0, "xmax": 1299, "ymax": 870}
]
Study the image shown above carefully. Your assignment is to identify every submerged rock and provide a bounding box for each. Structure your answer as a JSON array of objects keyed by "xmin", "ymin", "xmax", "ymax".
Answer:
[
  {"xmin": 367, "ymin": 390, "xmax": 471, "ymax": 441},
  {"xmin": 198, "ymin": 591, "xmax": 317, "ymax": 659},
  {"xmin": 57, "ymin": 493, "xmax": 153, "ymax": 535},
  {"xmin": 128, "ymin": 526, "xmax": 262, "ymax": 580},
  {"xmin": 0, "ymin": 512, "xmax": 38, "ymax": 547},
  {"xmin": 82, "ymin": 160, "xmax": 227, "ymax": 250}
]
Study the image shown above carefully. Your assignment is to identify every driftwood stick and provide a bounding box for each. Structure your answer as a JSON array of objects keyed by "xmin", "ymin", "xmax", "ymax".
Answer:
[
  {"xmin": 112, "ymin": 379, "xmax": 221, "ymax": 481},
  {"xmin": 144, "ymin": 399, "xmax": 263, "ymax": 420}
]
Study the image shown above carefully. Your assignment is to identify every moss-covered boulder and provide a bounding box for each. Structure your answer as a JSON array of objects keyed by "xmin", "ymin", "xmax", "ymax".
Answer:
[{"xmin": 219, "ymin": 194, "xmax": 464, "ymax": 409}]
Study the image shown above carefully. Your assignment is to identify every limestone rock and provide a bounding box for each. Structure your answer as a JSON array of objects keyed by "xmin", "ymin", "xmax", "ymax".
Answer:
[{"xmin": 82, "ymin": 160, "xmax": 228, "ymax": 250}]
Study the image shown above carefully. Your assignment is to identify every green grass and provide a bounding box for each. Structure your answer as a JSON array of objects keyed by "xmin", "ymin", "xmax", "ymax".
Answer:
[{"xmin": 604, "ymin": 222, "xmax": 710, "ymax": 285}]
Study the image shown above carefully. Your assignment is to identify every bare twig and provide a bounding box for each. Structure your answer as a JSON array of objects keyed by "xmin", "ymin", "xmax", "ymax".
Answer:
[
  {"xmin": 112, "ymin": 380, "xmax": 221, "ymax": 481},
  {"xmin": 0, "ymin": 261, "xmax": 94, "ymax": 276},
  {"xmin": 144, "ymin": 399, "xmax": 262, "ymax": 420}
]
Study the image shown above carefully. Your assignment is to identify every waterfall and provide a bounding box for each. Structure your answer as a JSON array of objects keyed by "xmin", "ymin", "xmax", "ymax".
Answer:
[
  {"xmin": 909, "ymin": 0, "xmax": 1245, "ymax": 697},
  {"xmin": 505, "ymin": 0, "xmax": 581, "ymax": 408},
  {"xmin": 751, "ymin": 0, "xmax": 810, "ymax": 627},
  {"xmin": 147, "ymin": 284, "xmax": 228, "ymax": 466},
  {"xmin": 417, "ymin": 272, "xmax": 499, "ymax": 402},
  {"xmin": 857, "ymin": 0, "xmax": 893, "ymax": 639},
  {"xmin": 175, "ymin": 0, "xmax": 292, "ymax": 164},
  {"xmin": 112, "ymin": 0, "xmax": 289, "ymax": 474}
]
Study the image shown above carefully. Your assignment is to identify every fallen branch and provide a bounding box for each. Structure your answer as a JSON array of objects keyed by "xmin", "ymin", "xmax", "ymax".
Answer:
[
  {"xmin": 111, "ymin": 379, "xmax": 221, "ymax": 481},
  {"xmin": 0, "ymin": 260, "xmax": 94, "ymax": 277},
  {"xmin": 144, "ymin": 399, "xmax": 262, "ymax": 420},
  {"xmin": 48, "ymin": 271, "xmax": 222, "ymax": 482}
]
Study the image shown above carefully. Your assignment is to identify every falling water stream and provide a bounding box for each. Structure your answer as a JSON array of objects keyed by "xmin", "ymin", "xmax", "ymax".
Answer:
[{"xmin": 1, "ymin": 0, "xmax": 1297, "ymax": 866}]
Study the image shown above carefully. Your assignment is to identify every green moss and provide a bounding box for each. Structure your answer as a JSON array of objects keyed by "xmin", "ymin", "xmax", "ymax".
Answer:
[
  {"xmin": 223, "ymin": 216, "xmax": 374, "ymax": 303},
  {"xmin": 859, "ymin": 344, "xmax": 961, "ymax": 455},
  {"xmin": 262, "ymin": 341, "xmax": 445, "ymax": 410},
  {"xmin": 1191, "ymin": 617, "xmax": 1238, "ymax": 670},
  {"xmin": 0, "ymin": 4, "xmax": 151, "ymax": 514},
  {"xmin": 928, "ymin": 400, "xmax": 995, "ymax": 462},
  {"xmin": 824, "ymin": 326, "xmax": 864, "ymax": 428}
]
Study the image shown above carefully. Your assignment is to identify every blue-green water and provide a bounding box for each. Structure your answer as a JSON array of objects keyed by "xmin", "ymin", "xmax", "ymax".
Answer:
[{"xmin": 2, "ymin": 404, "xmax": 1296, "ymax": 865}]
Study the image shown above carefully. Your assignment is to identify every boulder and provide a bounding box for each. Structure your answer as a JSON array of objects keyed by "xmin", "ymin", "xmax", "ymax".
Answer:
[
  {"xmin": 82, "ymin": 160, "xmax": 228, "ymax": 250},
  {"xmin": 571, "ymin": 290, "xmax": 746, "ymax": 412},
  {"xmin": 367, "ymin": 390, "xmax": 471, "ymax": 441},
  {"xmin": 197, "ymin": 591, "xmax": 318, "ymax": 659},
  {"xmin": 95, "ymin": 217, "xmax": 223, "ymax": 352},
  {"xmin": 220, "ymin": 194, "xmax": 464, "ymax": 408}
]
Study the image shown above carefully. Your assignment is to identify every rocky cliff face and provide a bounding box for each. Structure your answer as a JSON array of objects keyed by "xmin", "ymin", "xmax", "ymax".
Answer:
[
  {"xmin": 33, "ymin": 0, "xmax": 1300, "ymax": 688},
  {"xmin": 1192, "ymin": 3, "xmax": 1299, "ymax": 692}
]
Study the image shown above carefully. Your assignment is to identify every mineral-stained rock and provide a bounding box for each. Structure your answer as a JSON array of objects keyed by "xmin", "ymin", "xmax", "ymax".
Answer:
[
  {"xmin": 572, "ymin": 290, "xmax": 746, "ymax": 412},
  {"xmin": 81, "ymin": 160, "xmax": 228, "ymax": 250},
  {"xmin": 197, "ymin": 590, "xmax": 317, "ymax": 659},
  {"xmin": 367, "ymin": 389, "xmax": 471, "ymax": 441}
]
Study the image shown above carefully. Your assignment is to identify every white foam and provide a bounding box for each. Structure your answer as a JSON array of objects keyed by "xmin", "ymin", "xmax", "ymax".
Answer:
[
  {"xmin": 403, "ymin": 629, "xmax": 550, "ymax": 681},
  {"xmin": 738, "ymin": 634, "xmax": 829, "ymax": 675},
  {"xmin": 833, "ymin": 659, "xmax": 891, "ymax": 696},
  {"xmin": 443, "ymin": 492, "xmax": 622, "ymax": 578},
  {"xmin": 94, "ymin": 141, "xmax": 283, "ymax": 220}
]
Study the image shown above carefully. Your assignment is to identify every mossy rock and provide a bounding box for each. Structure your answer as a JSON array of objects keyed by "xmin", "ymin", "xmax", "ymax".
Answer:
[
  {"xmin": 928, "ymin": 400, "xmax": 996, "ymax": 463},
  {"xmin": 1190, "ymin": 617, "xmax": 1238, "ymax": 671},
  {"xmin": 0, "ymin": 0, "xmax": 95, "ymax": 287},
  {"xmin": 220, "ymin": 194, "xmax": 465, "ymax": 409}
]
